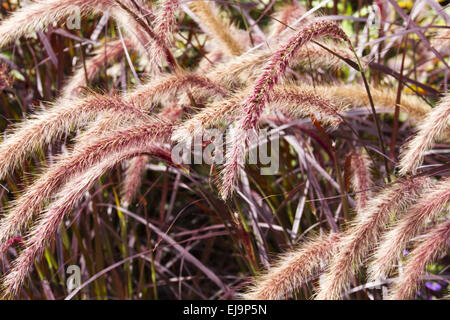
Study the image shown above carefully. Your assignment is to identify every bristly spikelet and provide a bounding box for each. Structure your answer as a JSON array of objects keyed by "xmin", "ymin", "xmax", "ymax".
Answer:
[
  {"xmin": 239, "ymin": 19, "xmax": 351, "ymax": 130},
  {"xmin": 0, "ymin": 94, "xmax": 147, "ymax": 181},
  {"xmin": 368, "ymin": 177, "xmax": 450, "ymax": 282},
  {"xmin": 1, "ymin": 145, "xmax": 171, "ymax": 297},
  {"xmin": 0, "ymin": 0, "xmax": 130, "ymax": 48},
  {"xmin": 0, "ymin": 72, "xmax": 224, "ymax": 183},
  {"xmin": 325, "ymin": 84, "xmax": 432, "ymax": 122},
  {"xmin": 243, "ymin": 233, "xmax": 342, "ymax": 300},
  {"xmin": 120, "ymin": 155, "xmax": 150, "ymax": 208},
  {"xmin": 398, "ymin": 93, "xmax": 450, "ymax": 176},
  {"xmin": 0, "ymin": 237, "xmax": 22, "ymax": 258},
  {"xmin": 171, "ymin": 84, "xmax": 346, "ymax": 144},
  {"xmin": 188, "ymin": 0, "xmax": 245, "ymax": 57},
  {"xmin": 120, "ymin": 101, "xmax": 183, "ymax": 209},
  {"xmin": 316, "ymin": 177, "xmax": 431, "ymax": 300},
  {"xmin": 350, "ymin": 149, "xmax": 373, "ymax": 211},
  {"xmin": 173, "ymin": 82, "xmax": 430, "ymax": 143},
  {"xmin": 0, "ymin": 119, "xmax": 172, "ymax": 244},
  {"xmin": 0, "ymin": 0, "xmax": 172, "ymax": 72},
  {"xmin": 207, "ymin": 42, "xmax": 359, "ymax": 88},
  {"xmin": 127, "ymin": 73, "xmax": 228, "ymax": 109},
  {"xmin": 221, "ymin": 19, "xmax": 351, "ymax": 199},
  {"xmin": 154, "ymin": 0, "xmax": 180, "ymax": 45},
  {"xmin": 388, "ymin": 219, "xmax": 450, "ymax": 300}
]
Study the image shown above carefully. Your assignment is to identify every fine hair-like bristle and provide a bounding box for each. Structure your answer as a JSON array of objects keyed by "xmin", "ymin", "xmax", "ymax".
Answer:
[
  {"xmin": 398, "ymin": 93, "xmax": 450, "ymax": 176},
  {"xmin": 350, "ymin": 149, "xmax": 373, "ymax": 211},
  {"xmin": 1, "ymin": 145, "xmax": 171, "ymax": 297},
  {"xmin": 0, "ymin": 94, "xmax": 147, "ymax": 181},
  {"xmin": 388, "ymin": 219, "xmax": 450, "ymax": 300},
  {"xmin": 221, "ymin": 19, "xmax": 351, "ymax": 199},
  {"xmin": 154, "ymin": 0, "xmax": 180, "ymax": 46},
  {"xmin": 120, "ymin": 155, "xmax": 150, "ymax": 208},
  {"xmin": 368, "ymin": 177, "xmax": 450, "ymax": 282},
  {"xmin": 172, "ymin": 83, "xmax": 346, "ymax": 143},
  {"xmin": 316, "ymin": 177, "xmax": 430, "ymax": 300},
  {"xmin": 243, "ymin": 233, "xmax": 341, "ymax": 300},
  {"xmin": 61, "ymin": 38, "xmax": 134, "ymax": 98},
  {"xmin": 188, "ymin": 1, "xmax": 245, "ymax": 57},
  {"xmin": 0, "ymin": 119, "xmax": 172, "ymax": 244}
]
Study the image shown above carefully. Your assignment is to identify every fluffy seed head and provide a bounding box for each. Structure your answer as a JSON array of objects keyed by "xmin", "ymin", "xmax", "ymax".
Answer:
[
  {"xmin": 316, "ymin": 177, "xmax": 431, "ymax": 300},
  {"xmin": 368, "ymin": 177, "xmax": 450, "ymax": 282}
]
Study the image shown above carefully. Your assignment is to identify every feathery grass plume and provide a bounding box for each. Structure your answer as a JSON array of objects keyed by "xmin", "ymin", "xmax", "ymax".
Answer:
[
  {"xmin": 120, "ymin": 101, "xmax": 183, "ymax": 208},
  {"xmin": 388, "ymin": 219, "xmax": 450, "ymax": 300},
  {"xmin": 221, "ymin": 19, "xmax": 351, "ymax": 199},
  {"xmin": 368, "ymin": 177, "xmax": 450, "ymax": 282},
  {"xmin": 172, "ymin": 83, "xmax": 346, "ymax": 143},
  {"xmin": 0, "ymin": 94, "xmax": 147, "ymax": 181},
  {"xmin": 316, "ymin": 177, "xmax": 431, "ymax": 300},
  {"xmin": 207, "ymin": 42, "xmax": 358, "ymax": 88},
  {"xmin": 108, "ymin": 4, "xmax": 175, "ymax": 71},
  {"xmin": 0, "ymin": 72, "xmax": 223, "ymax": 182},
  {"xmin": 0, "ymin": 119, "xmax": 172, "ymax": 244},
  {"xmin": 350, "ymin": 149, "xmax": 373, "ymax": 211},
  {"xmin": 61, "ymin": 38, "xmax": 134, "ymax": 97},
  {"xmin": 173, "ymin": 81, "xmax": 432, "ymax": 144},
  {"xmin": 267, "ymin": 2, "xmax": 308, "ymax": 39},
  {"xmin": 108, "ymin": 1, "xmax": 160, "ymax": 63},
  {"xmin": 325, "ymin": 84, "xmax": 432, "ymax": 122},
  {"xmin": 0, "ymin": 0, "xmax": 171, "ymax": 72},
  {"xmin": 1, "ymin": 144, "xmax": 172, "ymax": 297},
  {"xmin": 243, "ymin": 233, "xmax": 342, "ymax": 300},
  {"xmin": 398, "ymin": 93, "xmax": 450, "ymax": 176},
  {"xmin": 127, "ymin": 72, "xmax": 228, "ymax": 109},
  {"xmin": 155, "ymin": 0, "xmax": 180, "ymax": 45},
  {"xmin": 188, "ymin": 0, "xmax": 245, "ymax": 57},
  {"xmin": 0, "ymin": 0, "xmax": 133, "ymax": 49},
  {"xmin": 121, "ymin": 155, "xmax": 150, "ymax": 208},
  {"xmin": 112, "ymin": 1, "xmax": 180, "ymax": 72},
  {"xmin": 0, "ymin": 63, "xmax": 13, "ymax": 90}
]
